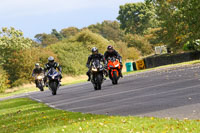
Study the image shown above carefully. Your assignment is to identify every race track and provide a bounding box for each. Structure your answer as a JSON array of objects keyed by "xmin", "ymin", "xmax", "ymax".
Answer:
[{"xmin": 28, "ymin": 64, "xmax": 200, "ymax": 119}]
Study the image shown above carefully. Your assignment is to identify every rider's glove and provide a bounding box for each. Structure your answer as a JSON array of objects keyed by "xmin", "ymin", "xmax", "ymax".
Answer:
[{"xmin": 59, "ymin": 71, "xmax": 62, "ymax": 75}]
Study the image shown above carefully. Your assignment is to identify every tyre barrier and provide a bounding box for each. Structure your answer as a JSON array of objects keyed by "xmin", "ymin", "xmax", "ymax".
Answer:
[
  {"xmin": 136, "ymin": 60, "xmax": 146, "ymax": 70},
  {"xmin": 144, "ymin": 51, "xmax": 200, "ymax": 69},
  {"xmin": 125, "ymin": 62, "xmax": 133, "ymax": 72},
  {"xmin": 126, "ymin": 51, "xmax": 200, "ymax": 71}
]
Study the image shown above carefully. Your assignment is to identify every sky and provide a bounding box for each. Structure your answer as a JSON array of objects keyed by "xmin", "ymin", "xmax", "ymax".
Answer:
[{"xmin": 0, "ymin": 0, "xmax": 143, "ymax": 38}]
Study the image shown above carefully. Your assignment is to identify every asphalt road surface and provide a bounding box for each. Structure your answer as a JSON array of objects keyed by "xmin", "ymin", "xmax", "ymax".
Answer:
[{"xmin": 28, "ymin": 64, "xmax": 200, "ymax": 120}]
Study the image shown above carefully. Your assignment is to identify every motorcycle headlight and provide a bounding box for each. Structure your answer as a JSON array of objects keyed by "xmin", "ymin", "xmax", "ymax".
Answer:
[
  {"xmin": 52, "ymin": 76, "xmax": 55, "ymax": 79},
  {"xmin": 109, "ymin": 65, "xmax": 113, "ymax": 68},
  {"xmin": 115, "ymin": 64, "xmax": 119, "ymax": 67},
  {"xmin": 92, "ymin": 68, "xmax": 98, "ymax": 71},
  {"xmin": 37, "ymin": 76, "xmax": 43, "ymax": 80}
]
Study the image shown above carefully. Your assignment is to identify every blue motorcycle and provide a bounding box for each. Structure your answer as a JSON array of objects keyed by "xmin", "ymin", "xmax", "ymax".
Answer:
[{"xmin": 47, "ymin": 68, "xmax": 61, "ymax": 95}]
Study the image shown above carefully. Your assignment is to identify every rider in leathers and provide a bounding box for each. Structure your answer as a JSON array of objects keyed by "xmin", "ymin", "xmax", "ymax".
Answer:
[
  {"xmin": 32, "ymin": 63, "xmax": 44, "ymax": 87},
  {"xmin": 104, "ymin": 45, "xmax": 123, "ymax": 78},
  {"xmin": 86, "ymin": 47, "xmax": 107, "ymax": 81},
  {"xmin": 44, "ymin": 56, "xmax": 62, "ymax": 86}
]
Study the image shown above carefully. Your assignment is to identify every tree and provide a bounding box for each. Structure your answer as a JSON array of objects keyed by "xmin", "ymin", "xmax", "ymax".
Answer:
[
  {"xmin": 124, "ymin": 34, "xmax": 153, "ymax": 55},
  {"xmin": 34, "ymin": 33, "xmax": 59, "ymax": 46},
  {"xmin": 51, "ymin": 29, "xmax": 63, "ymax": 40},
  {"xmin": 0, "ymin": 27, "xmax": 32, "ymax": 65},
  {"xmin": 117, "ymin": 2, "xmax": 157, "ymax": 35},
  {"xmin": 178, "ymin": 0, "xmax": 200, "ymax": 42},
  {"xmin": 146, "ymin": 0, "xmax": 200, "ymax": 52},
  {"xmin": 0, "ymin": 67, "xmax": 9, "ymax": 93},
  {"xmin": 60, "ymin": 27, "xmax": 80, "ymax": 38},
  {"xmin": 88, "ymin": 20, "xmax": 125, "ymax": 42},
  {"xmin": 6, "ymin": 48, "xmax": 57, "ymax": 86},
  {"xmin": 144, "ymin": 27, "xmax": 163, "ymax": 46}
]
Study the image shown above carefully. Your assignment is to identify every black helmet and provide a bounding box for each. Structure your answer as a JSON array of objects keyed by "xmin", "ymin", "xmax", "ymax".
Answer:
[
  {"xmin": 107, "ymin": 45, "xmax": 113, "ymax": 50},
  {"xmin": 48, "ymin": 56, "xmax": 54, "ymax": 65},
  {"xmin": 35, "ymin": 63, "xmax": 40, "ymax": 69},
  {"xmin": 92, "ymin": 47, "xmax": 98, "ymax": 54}
]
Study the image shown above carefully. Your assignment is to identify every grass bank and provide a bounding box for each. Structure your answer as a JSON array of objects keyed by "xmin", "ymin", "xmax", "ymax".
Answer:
[
  {"xmin": 1, "ymin": 60, "xmax": 200, "ymax": 99},
  {"xmin": 0, "ymin": 98, "xmax": 199, "ymax": 133}
]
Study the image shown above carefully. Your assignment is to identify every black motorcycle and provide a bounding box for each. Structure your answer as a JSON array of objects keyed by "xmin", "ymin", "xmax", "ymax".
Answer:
[
  {"xmin": 35, "ymin": 74, "xmax": 44, "ymax": 91},
  {"xmin": 47, "ymin": 68, "xmax": 60, "ymax": 95},
  {"xmin": 90, "ymin": 59, "xmax": 104, "ymax": 90}
]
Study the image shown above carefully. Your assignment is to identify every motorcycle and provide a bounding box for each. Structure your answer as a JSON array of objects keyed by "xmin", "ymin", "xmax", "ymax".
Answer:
[
  {"xmin": 90, "ymin": 59, "xmax": 104, "ymax": 90},
  {"xmin": 35, "ymin": 74, "xmax": 45, "ymax": 91},
  {"xmin": 107, "ymin": 57, "xmax": 121, "ymax": 85},
  {"xmin": 47, "ymin": 68, "xmax": 60, "ymax": 95}
]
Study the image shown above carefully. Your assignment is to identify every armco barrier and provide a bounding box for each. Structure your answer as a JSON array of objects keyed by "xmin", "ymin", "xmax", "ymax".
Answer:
[{"xmin": 144, "ymin": 51, "xmax": 200, "ymax": 69}]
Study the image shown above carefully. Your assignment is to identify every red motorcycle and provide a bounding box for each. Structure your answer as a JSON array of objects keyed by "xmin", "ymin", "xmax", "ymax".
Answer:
[{"xmin": 107, "ymin": 57, "xmax": 121, "ymax": 84}]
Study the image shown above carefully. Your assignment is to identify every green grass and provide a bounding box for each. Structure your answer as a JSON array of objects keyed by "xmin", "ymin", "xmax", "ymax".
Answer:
[
  {"xmin": 0, "ymin": 98, "xmax": 199, "ymax": 133},
  {"xmin": 0, "ymin": 79, "xmax": 87, "ymax": 98},
  {"xmin": 1, "ymin": 60, "xmax": 200, "ymax": 99},
  {"xmin": 0, "ymin": 86, "xmax": 37, "ymax": 98},
  {"xmin": 62, "ymin": 79, "xmax": 87, "ymax": 86}
]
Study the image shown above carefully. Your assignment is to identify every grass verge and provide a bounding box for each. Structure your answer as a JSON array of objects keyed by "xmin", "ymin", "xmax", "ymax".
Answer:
[
  {"xmin": 1, "ymin": 60, "xmax": 200, "ymax": 99},
  {"xmin": 0, "ymin": 98, "xmax": 199, "ymax": 133},
  {"xmin": 0, "ymin": 76, "xmax": 88, "ymax": 98}
]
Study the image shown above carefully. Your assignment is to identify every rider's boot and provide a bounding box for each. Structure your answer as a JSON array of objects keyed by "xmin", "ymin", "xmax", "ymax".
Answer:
[
  {"xmin": 45, "ymin": 82, "xmax": 48, "ymax": 87},
  {"xmin": 119, "ymin": 69, "xmax": 123, "ymax": 78},
  {"xmin": 87, "ymin": 76, "xmax": 91, "ymax": 81},
  {"xmin": 86, "ymin": 71, "xmax": 91, "ymax": 81},
  {"xmin": 35, "ymin": 80, "xmax": 38, "ymax": 87}
]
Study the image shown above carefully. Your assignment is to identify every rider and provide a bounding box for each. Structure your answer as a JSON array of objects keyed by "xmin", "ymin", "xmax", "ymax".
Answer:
[
  {"xmin": 104, "ymin": 45, "xmax": 123, "ymax": 78},
  {"xmin": 86, "ymin": 47, "xmax": 107, "ymax": 81},
  {"xmin": 32, "ymin": 63, "xmax": 44, "ymax": 87},
  {"xmin": 44, "ymin": 56, "xmax": 62, "ymax": 86}
]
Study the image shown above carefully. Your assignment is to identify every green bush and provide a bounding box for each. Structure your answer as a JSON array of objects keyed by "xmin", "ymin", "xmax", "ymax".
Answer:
[
  {"xmin": 0, "ymin": 67, "xmax": 9, "ymax": 93},
  {"xmin": 127, "ymin": 47, "xmax": 141, "ymax": 60},
  {"xmin": 49, "ymin": 41, "xmax": 90, "ymax": 75},
  {"xmin": 114, "ymin": 41, "xmax": 129, "ymax": 60},
  {"xmin": 5, "ymin": 48, "xmax": 57, "ymax": 87},
  {"xmin": 124, "ymin": 34, "xmax": 153, "ymax": 55},
  {"xmin": 69, "ymin": 29, "xmax": 110, "ymax": 54},
  {"xmin": 183, "ymin": 40, "xmax": 200, "ymax": 51},
  {"xmin": 49, "ymin": 30, "xmax": 114, "ymax": 75}
]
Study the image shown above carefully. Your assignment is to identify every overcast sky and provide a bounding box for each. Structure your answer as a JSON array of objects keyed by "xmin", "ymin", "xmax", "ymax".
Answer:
[{"xmin": 0, "ymin": 0, "xmax": 143, "ymax": 38}]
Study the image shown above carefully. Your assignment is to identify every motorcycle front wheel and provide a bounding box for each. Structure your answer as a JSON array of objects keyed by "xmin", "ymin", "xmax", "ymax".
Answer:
[
  {"xmin": 37, "ymin": 82, "xmax": 44, "ymax": 91},
  {"xmin": 96, "ymin": 74, "xmax": 102, "ymax": 90},
  {"xmin": 49, "ymin": 81, "xmax": 58, "ymax": 95},
  {"xmin": 112, "ymin": 71, "xmax": 118, "ymax": 85}
]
